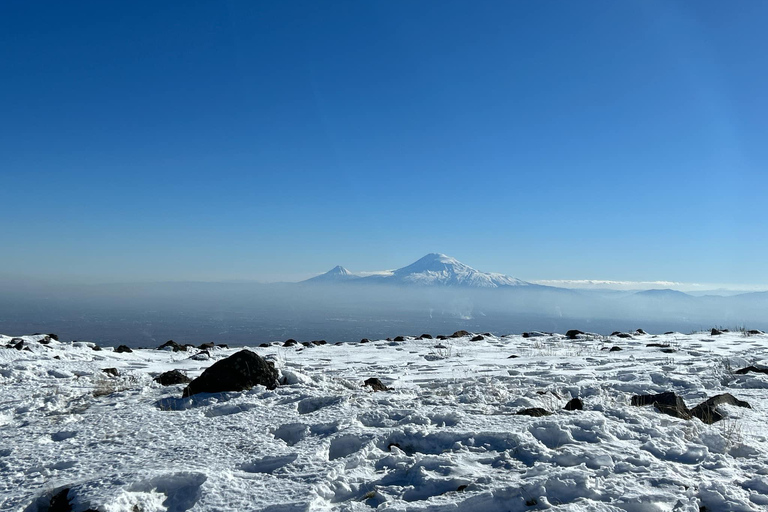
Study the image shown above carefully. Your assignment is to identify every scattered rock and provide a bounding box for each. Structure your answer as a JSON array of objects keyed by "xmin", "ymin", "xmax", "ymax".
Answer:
[
  {"xmin": 300, "ymin": 342, "xmax": 312, "ymax": 348},
  {"xmin": 565, "ymin": 330, "xmax": 584, "ymax": 339},
  {"xmin": 198, "ymin": 342, "xmax": 215, "ymax": 350},
  {"xmin": 283, "ymin": 339, "xmax": 298, "ymax": 347},
  {"xmin": 259, "ymin": 343, "xmax": 270, "ymax": 348},
  {"xmin": 516, "ymin": 407, "xmax": 551, "ymax": 417},
  {"xmin": 635, "ymin": 329, "xmax": 647, "ymax": 335},
  {"xmin": 157, "ymin": 340, "xmax": 185, "ymax": 352},
  {"xmin": 734, "ymin": 366, "xmax": 768, "ymax": 375},
  {"xmin": 360, "ymin": 338, "xmax": 370, "ymax": 344},
  {"xmin": 747, "ymin": 329, "xmax": 764, "ymax": 335},
  {"xmin": 182, "ymin": 349, "xmax": 279, "ymax": 397},
  {"xmin": 190, "ymin": 350, "xmax": 210, "ymax": 360},
  {"xmin": 155, "ymin": 369, "xmax": 192, "ymax": 386},
  {"xmin": 420, "ymin": 334, "xmax": 433, "ymax": 339},
  {"xmin": 711, "ymin": 328, "xmax": 723, "ymax": 336},
  {"xmin": 613, "ymin": 332, "xmax": 633, "ymax": 338},
  {"xmin": 312, "ymin": 340, "xmax": 327, "ymax": 345},
  {"xmin": 631, "ymin": 392, "xmax": 691, "ymax": 420},
  {"xmin": 363, "ymin": 377, "xmax": 390, "ymax": 392},
  {"xmin": 393, "ymin": 336, "xmax": 406, "ymax": 342},
  {"xmin": 101, "ymin": 368, "xmax": 119, "ymax": 377},
  {"xmin": 646, "ymin": 343, "xmax": 670, "ymax": 348},
  {"xmin": 609, "ymin": 346, "xmax": 623, "ymax": 352},
  {"xmin": 217, "ymin": 343, "xmax": 229, "ymax": 349},
  {"xmin": 436, "ymin": 335, "xmax": 448, "ymax": 340},
  {"xmin": 564, "ymin": 398, "xmax": 584, "ymax": 411},
  {"xmin": 470, "ymin": 335, "xmax": 484, "ymax": 341},
  {"xmin": 664, "ymin": 331, "xmax": 675, "ymax": 335},
  {"xmin": 660, "ymin": 348, "xmax": 676, "ymax": 353},
  {"xmin": 451, "ymin": 330, "xmax": 471, "ymax": 338},
  {"xmin": 690, "ymin": 393, "xmax": 751, "ymax": 424},
  {"xmin": 114, "ymin": 345, "xmax": 133, "ymax": 354},
  {"xmin": 507, "ymin": 355, "xmax": 519, "ymax": 359}
]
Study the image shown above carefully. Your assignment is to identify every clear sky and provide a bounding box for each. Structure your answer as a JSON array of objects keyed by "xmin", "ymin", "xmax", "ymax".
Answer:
[{"xmin": 1, "ymin": 1, "xmax": 766, "ymax": 287}]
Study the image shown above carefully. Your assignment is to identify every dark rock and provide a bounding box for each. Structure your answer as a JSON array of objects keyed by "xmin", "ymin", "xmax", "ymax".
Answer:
[
  {"xmin": 386, "ymin": 338, "xmax": 393, "ymax": 341},
  {"xmin": 101, "ymin": 368, "xmax": 119, "ymax": 377},
  {"xmin": 217, "ymin": 343, "xmax": 229, "ymax": 349},
  {"xmin": 198, "ymin": 342, "xmax": 215, "ymax": 350},
  {"xmin": 436, "ymin": 335, "xmax": 448, "ymax": 340},
  {"xmin": 635, "ymin": 329, "xmax": 647, "ymax": 335},
  {"xmin": 470, "ymin": 335, "xmax": 485, "ymax": 342},
  {"xmin": 259, "ymin": 343, "xmax": 270, "ymax": 348},
  {"xmin": 631, "ymin": 392, "xmax": 691, "ymax": 420},
  {"xmin": 335, "ymin": 342, "xmax": 344, "ymax": 345},
  {"xmin": 13, "ymin": 341, "xmax": 24, "ymax": 350},
  {"xmin": 646, "ymin": 343, "xmax": 670, "ymax": 348},
  {"xmin": 450, "ymin": 330, "xmax": 471, "ymax": 338},
  {"xmin": 433, "ymin": 344, "xmax": 447, "ymax": 349},
  {"xmin": 456, "ymin": 484, "xmax": 468, "ymax": 492},
  {"xmin": 157, "ymin": 340, "xmax": 184, "ymax": 352},
  {"xmin": 734, "ymin": 366, "xmax": 768, "ymax": 375},
  {"xmin": 616, "ymin": 333, "xmax": 632, "ymax": 338},
  {"xmin": 283, "ymin": 339, "xmax": 298, "ymax": 347},
  {"xmin": 114, "ymin": 345, "xmax": 133, "ymax": 353},
  {"xmin": 363, "ymin": 377, "xmax": 390, "ymax": 392},
  {"xmin": 155, "ymin": 369, "xmax": 192, "ymax": 386},
  {"xmin": 660, "ymin": 348, "xmax": 676, "ymax": 353},
  {"xmin": 690, "ymin": 393, "xmax": 751, "ymax": 424},
  {"xmin": 711, "ymin": 328, "xmax": 723, "ymax": 336},
  {"xmin": 38, "ymin": 335, "xmax": 52, "ymax": 344},
  {"xmin": 49, "ymin": 488, "xmax": 72, "ymax": 512},
  {"xmin": 190, "ymin": 350, "xmax": 210, "ymax": 360},
  {"xmin": 91, "ymin": 344, "xmax": 102, "ymax": 351},
  {"xmin": 507, "ymin": 355, "xmax": 519, "ymax": 359},
  {"xmin": 393, "ymin": 336, "xmax": 406, "ymax": 342},
  {"xmin": 183, "ymin": 349, "xmax": 278, "ymax": 397},
  {"xmin": 387, "ymin": 442, "xmax": 401, "ymax": 451},
  {"xmin": 747, "ymin": 329, "xmax": 764, "ymax": 335},
  {"xmin": 483, "ymin": 332, "xmax": 492, "ymax": 337},
  {"xmin": 300, "ymin": 342, "xmax": 312, "ymax": 347},
  {"xmin": 522, "ymin": 332, "xmax": 531, "ymax": 338},
  {"xmin": 564, "ymin": 398, "xmax": 584, "ymax": 411},
  {"xmin": 664, "ymin": 331, "xmax": 675, "ymax": 335},
  {"xmin": 565, "ymin": 330, "xmax": 584, "ymax": 339},
  {"xmin": 610, "ymin": 331, "xmax": 622, "ymax": 336},
  {"xmin": 609, "ymin": 346, "xmax": 623, "ymax": 352},
  {"xmin": 312, "ymin": 340, "xmax": 327, "ymax": 345},
  {"xmin": 360, "ymin": 338, "xmax": 370, "ymax": 344},
  {"xmin": 11, "ymin": 337, "xmax": 23, "ymax": 343},
  {"xmin": 48, "ymin": 333, "xmax": 59, "ymax": 341},
  {"xmin": 420, "ymin": 334, "xmax": 433, "ymax": 339},
  {"xmin": 516, "ymin": 407, "xmax": 551, "ymax": 417}
]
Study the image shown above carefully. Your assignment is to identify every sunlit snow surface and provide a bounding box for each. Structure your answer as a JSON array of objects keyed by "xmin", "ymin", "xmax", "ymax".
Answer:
[{"xmin": 1, "ymin": 331, "xmax": 767, "ymax": 511}]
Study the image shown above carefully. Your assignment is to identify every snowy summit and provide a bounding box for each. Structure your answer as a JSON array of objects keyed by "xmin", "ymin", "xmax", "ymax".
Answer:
[
  {"xmin": 384, "ymin": 253, "xmax": 530, "ymax": 288},
  {"xmin": 306, "ymin": 254, "xmax": 531, "ymax": 288}
]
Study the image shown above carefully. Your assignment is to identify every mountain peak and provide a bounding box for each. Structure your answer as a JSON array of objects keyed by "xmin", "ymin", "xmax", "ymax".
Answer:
[{"xmin": 303, "ymin": 265, "xmax": 358, "ymax": 283}]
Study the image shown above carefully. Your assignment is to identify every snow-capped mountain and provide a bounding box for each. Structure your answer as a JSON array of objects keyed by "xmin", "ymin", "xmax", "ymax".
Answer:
[
  {"xmin": 304, "ymin": 265, "xmax": 360, "ymax": 283},
  {"xmin": 363, "ymin": 253, "xmax": 531, "ymax": 288}
]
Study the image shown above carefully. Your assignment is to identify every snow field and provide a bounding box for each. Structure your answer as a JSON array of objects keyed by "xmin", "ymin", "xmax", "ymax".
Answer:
[{"xmin": 1, "ymin": 330, "xmax": 767, "ymax": 511}]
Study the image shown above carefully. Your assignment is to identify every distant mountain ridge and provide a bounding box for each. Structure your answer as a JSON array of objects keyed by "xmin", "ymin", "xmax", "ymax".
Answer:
[{"xmin": 304, "ymin": 253, "xmax": 532, "ymax": 288}]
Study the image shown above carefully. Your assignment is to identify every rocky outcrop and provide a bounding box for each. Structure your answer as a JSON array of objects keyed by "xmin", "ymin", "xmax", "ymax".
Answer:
[{"xmin": 182, "ymin": 350, "xmax": 279, "ymax": 397}]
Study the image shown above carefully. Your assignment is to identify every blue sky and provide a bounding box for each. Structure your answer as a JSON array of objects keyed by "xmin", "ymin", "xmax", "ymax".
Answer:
[{"xmin": 1, "ymin": 1, "xmax": 766, "ymax": 286}]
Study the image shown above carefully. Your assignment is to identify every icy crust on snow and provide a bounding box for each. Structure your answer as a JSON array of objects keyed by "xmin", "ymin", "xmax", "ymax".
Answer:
[{"xmin": 1, "ymin": 331, "xmax": 768, "ymax": 511}]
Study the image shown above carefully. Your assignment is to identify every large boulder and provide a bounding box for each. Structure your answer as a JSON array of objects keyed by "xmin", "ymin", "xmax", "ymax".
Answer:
[
  {"xmin": 631, "ymin": 391, "xmax": 691, "ymax": 420},
  {"xmin": 690, "ymin": 393, "xmax": 751, "ymax": 424},
  {"xmin": 182, "ymin": 349, "xmax": 279, "ymax": 397}
]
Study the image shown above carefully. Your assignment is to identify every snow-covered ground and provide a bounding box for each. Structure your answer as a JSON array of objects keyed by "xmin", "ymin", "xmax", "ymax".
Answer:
[{"xmin": 1, "ymin": 330, "xmax": 767, "ymax": 511}]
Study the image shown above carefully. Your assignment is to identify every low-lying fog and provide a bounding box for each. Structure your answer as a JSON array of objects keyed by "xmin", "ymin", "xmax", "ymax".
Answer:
[{"xmin": 1, "ymin": 280, "xmax": 766, "ymax": 347}]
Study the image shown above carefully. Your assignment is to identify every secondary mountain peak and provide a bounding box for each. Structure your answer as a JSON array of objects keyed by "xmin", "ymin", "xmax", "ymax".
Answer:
[{"xmin": 304, "ymin": 265, "xmax": 359, "ymax": 283}]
